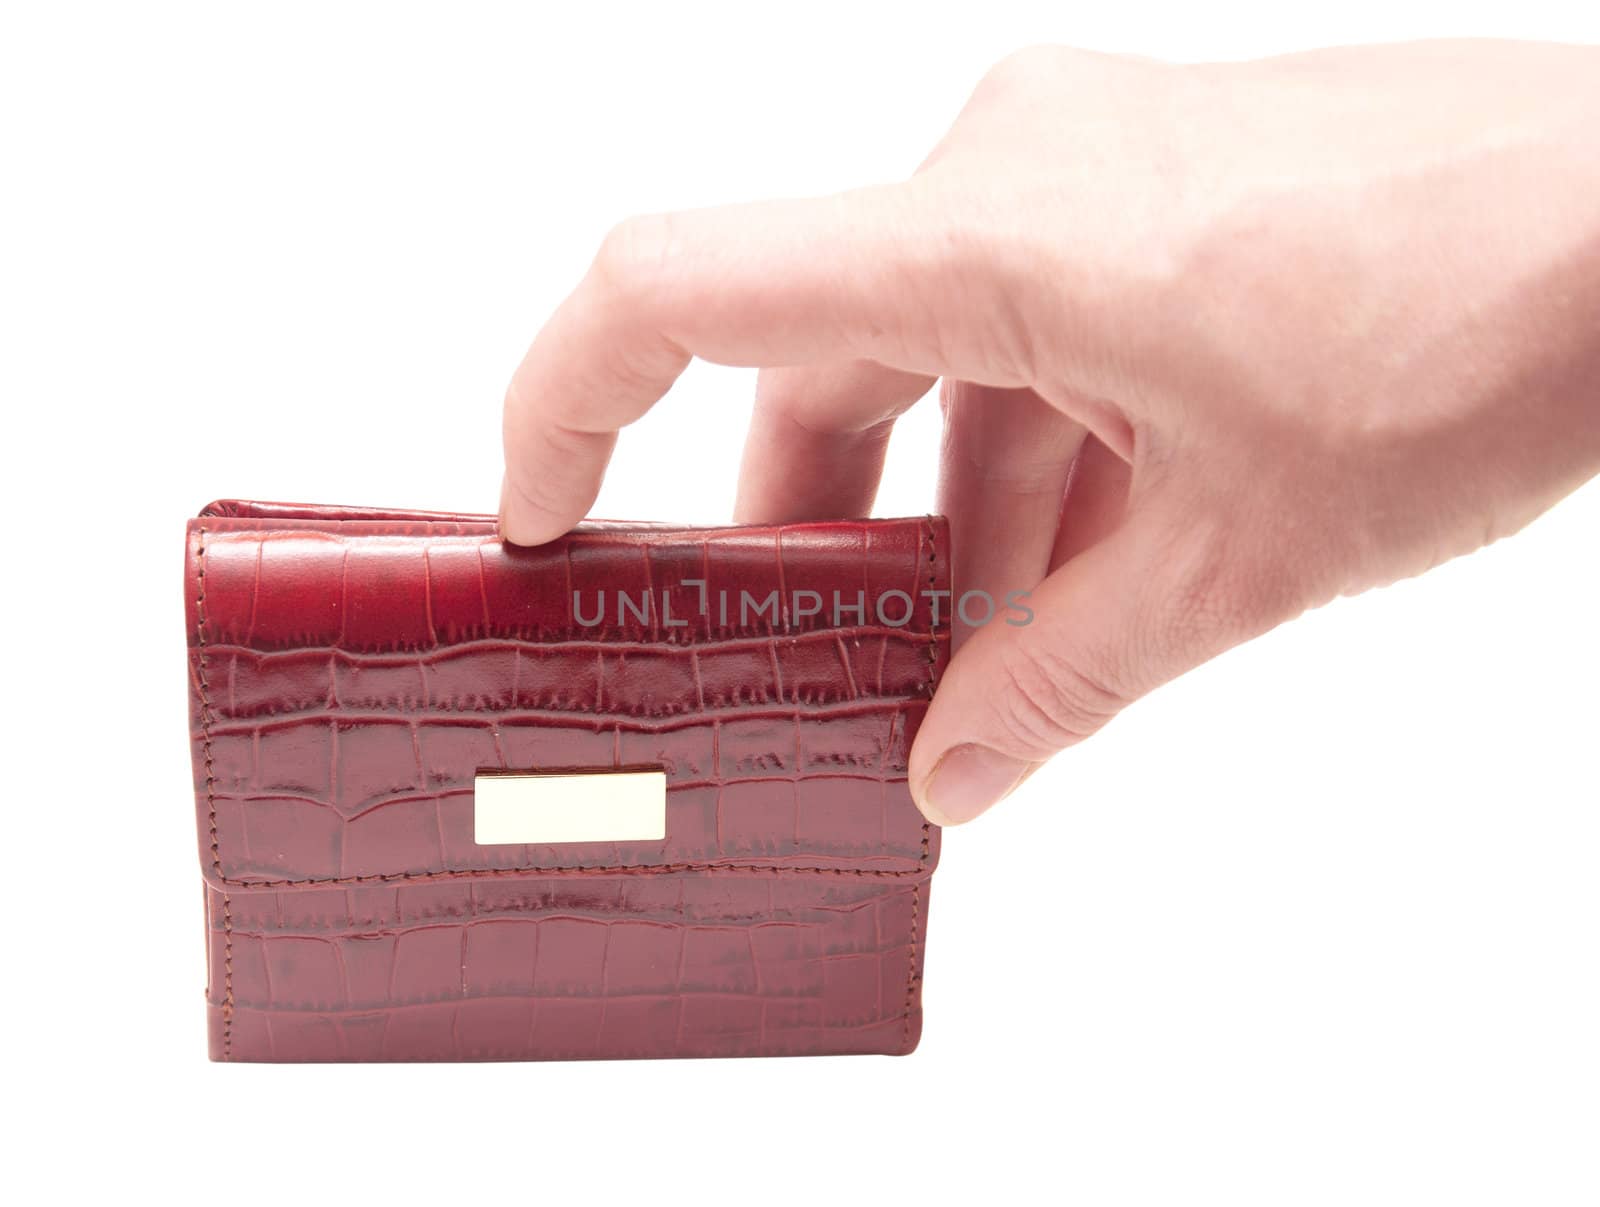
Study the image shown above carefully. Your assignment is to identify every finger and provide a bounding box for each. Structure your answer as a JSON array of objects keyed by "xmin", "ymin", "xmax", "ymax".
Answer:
[
  {"xmin": 936, "ymin": 382, "xmax": 1083, "ymax": 650},
  {"xmin": 501, "ymin": 187, "xmax": 964, "ymax": 545},
  {"xmin": 734, "ymin": 360, "xmax": 935, "ymax": 523},
  {"xmin": 908, "ymin": 494, "xmax": 1297, "ymax": 826},
  {"xmin": 1049, "ymin": 434, "xmax": 1132, "ymax": 569}
]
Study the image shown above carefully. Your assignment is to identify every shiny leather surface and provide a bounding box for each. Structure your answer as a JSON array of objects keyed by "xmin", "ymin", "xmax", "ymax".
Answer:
[{"xmin": 186, "ymin": 500, "xmax": 949, "ymax": 1061}]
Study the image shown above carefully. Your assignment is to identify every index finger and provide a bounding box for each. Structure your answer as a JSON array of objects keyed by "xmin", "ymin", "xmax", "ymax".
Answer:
[{"xmin": 499, "ymin": 186, "xmax": 943, "ymax": 544}]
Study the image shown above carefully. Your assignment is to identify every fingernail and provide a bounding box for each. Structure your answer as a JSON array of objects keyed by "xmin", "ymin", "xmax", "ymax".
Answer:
[
  {"xmin": 497, "ymin": 479, "xmax": 531, "ymax": 546},
  {"xmin": 919, "ymin": 744, "xmax": 1031, "ymax": 826}
]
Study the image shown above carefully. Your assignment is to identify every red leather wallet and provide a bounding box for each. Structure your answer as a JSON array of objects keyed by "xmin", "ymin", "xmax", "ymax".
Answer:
[{"xmin": 185, "ymin": 500, "xmax": 950, "ymax": 1061}]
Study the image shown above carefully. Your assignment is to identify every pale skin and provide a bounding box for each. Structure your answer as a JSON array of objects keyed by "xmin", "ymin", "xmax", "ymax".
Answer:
[{"xmin": 500, "ymin": 40, "xmax": 1600, "ymax": 826}]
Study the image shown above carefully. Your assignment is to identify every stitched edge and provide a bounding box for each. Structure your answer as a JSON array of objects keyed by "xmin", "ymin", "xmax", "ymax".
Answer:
[
  {"xmin": 195, "ymin": 527, "xmax": 233, "ymax": 1060},
  {"xmin": 209, "ymin": 861, "xmax": 926, "ymax": 891},
  {"xmin": 221, "ymin": 893, "xmax": 232, "ymax": 1060},
  {"xmin": 902, "ymin": 515, "xmax": 940, "ymax": 1051}
]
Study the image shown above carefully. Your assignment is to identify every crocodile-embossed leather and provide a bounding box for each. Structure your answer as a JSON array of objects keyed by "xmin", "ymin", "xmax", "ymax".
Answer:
[{"xmin": 185, "ymin": 500, "xmax": 950, "ymax": 1061}]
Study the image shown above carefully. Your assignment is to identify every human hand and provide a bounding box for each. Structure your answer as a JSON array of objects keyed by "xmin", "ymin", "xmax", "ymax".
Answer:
[{"xmin": 500, "ymin": 40, "xmax": 1600, "ymax": 826}]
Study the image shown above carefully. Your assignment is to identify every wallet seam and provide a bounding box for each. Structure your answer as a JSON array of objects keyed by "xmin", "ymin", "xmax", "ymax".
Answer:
[
  {"xmin": 902, "ymin": 516, "xmax": 938, "ymax": 1052},
  {"xmin": 209, "ymin": 862, "xmax": 928, "ymax": 890},
  {"xmin": 195, "ymin": 527, "xmax": 234, "ymax": 1061}
]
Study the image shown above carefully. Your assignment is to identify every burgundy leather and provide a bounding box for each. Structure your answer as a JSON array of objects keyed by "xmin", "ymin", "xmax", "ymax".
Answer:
[{"xmin": 185, "ymin": 500, "xmax": 949, "ymax": 1061}]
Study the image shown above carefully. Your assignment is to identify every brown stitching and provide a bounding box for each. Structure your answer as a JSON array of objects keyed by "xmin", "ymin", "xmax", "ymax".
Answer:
[
  {"xmin": 196, "ymin": 527, "xmax": 233, "ymax": 1059},
  {"xmin": 920, "ymin": 514, "xmax": 939, "ymax": 867},
  {"xmin": 902, "ymin": 515, "xmax": 940, "ymax": 1051},
  {"xmin": 221, "ymin": 892, "xmax": 233, "ymax": 1061},
  {"xmin": 209, "ymin": 859, "xmax": 926, "ymax": 891}
]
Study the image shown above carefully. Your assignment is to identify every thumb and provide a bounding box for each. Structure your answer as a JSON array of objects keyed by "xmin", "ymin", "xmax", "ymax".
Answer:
[{"xmin": 909, "ymin": 500, "xmax": 1288, "ymax": 825}]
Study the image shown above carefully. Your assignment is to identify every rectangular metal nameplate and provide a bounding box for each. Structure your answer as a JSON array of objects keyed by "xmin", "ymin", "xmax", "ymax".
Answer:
[{"xmin": 473, "ymin": 769, "xmax": 667, "ymax": 845}]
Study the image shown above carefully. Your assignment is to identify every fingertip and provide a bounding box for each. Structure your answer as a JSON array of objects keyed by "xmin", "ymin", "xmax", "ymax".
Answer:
[
  {"xmin": 497, "ymin": 477, "xmax": 575, "ymax": 547},
  {"xmin": 910, "ymin": 782, "xmax": 960, "ymax": 829},
  {"xmin": 907, "ymin": 727, "xmax": 951, "ymax": 826},
  {"xmin": 912, "ymin": 743, "xmax": 1033, "ymax": 827}
]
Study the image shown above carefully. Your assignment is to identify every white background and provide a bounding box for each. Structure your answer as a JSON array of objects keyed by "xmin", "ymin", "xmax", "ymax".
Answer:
[{"xmin": 4, "ymin": 2, "xmax": 1597, "ymax": 1203}]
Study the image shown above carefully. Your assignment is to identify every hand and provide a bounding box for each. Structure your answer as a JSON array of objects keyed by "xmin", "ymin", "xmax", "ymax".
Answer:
[{"xmin": 500, "ymin": 40, "xmax": 1600, "ymax": 826}]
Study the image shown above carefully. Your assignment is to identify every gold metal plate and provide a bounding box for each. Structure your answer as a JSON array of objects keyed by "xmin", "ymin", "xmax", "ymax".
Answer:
[{"xmin": 473, "ymin": 769, "xmax": 667, "ymax": 845}]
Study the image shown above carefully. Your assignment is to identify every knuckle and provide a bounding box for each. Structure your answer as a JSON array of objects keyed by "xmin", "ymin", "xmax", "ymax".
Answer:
[
  {"xmin": 990, "ymin": 643, "xmax": 1129, "ymax": 756},
  {"xmin": 981, "ymin": 45, "xmax": 1068, "ymax": 92},
  {"xmin": 753, "ymin": 368, "xmax": 817, "ymax": 425},
  {"xmin": 1149, "ymin": 512, "xmax": 1311, "ymax": 664},
  {"xmin": 594, "ymin": 332, "xmax": 672, "ymax": 399},
  {"xmin": 592, "ymin": 213, "xmax": 676, "ymax": 301}
]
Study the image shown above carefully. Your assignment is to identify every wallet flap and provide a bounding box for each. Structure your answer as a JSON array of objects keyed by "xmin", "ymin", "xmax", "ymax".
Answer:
[{"xmin": 186, "ymin": 501, "xmax": 949, "ymax": 891}]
